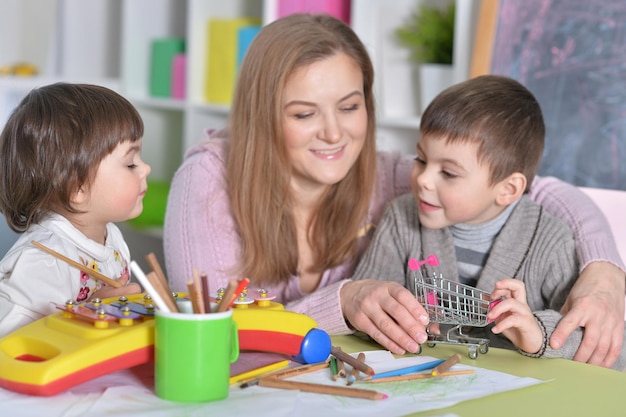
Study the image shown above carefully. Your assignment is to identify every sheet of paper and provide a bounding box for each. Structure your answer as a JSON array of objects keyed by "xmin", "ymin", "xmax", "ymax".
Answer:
[{"xmin": 0, "ymin": 351, "xmax": 544, "ymax": 417}]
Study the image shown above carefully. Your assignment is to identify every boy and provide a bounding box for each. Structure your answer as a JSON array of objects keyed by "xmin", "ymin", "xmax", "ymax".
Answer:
[{"xmin": 351, "ymin": 75, "xmax": 626, "ymax": 368}]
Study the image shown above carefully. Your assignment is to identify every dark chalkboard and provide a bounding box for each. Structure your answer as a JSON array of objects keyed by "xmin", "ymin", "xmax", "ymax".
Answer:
[{"xmin": 472, "ymin": 0, "xmax": 626, "ymax": 190}]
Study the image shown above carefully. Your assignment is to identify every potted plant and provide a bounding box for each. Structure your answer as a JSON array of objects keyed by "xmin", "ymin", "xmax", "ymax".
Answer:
[{"xmin": 395, "ymin": 2, "xmax": 455, "ymax": 112}]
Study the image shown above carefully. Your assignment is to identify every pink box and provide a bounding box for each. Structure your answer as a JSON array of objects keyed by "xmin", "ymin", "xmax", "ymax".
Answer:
[
  {"xmin": 171, "ymin": 53, "xmax": 186, "ymax": 100},
  {"xmin": 277, "ymin": 0, "xmax": 350, "ymax": 25}
]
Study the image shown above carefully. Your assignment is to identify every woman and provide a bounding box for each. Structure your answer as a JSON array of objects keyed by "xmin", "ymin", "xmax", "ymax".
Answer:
[{"xmin": 164, "ymin": 13, "xmax": 624, "ymax": 368}]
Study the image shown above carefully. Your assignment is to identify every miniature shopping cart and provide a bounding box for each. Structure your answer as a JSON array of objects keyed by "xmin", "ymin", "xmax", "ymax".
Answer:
[{"xmin": 409, "ymin": 255, "xmax": 500, "ymax": 359}]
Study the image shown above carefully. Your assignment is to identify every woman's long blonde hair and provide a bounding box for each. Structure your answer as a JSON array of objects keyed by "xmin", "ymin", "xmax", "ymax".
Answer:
[{"xmin": 227, "ymin": 13, "xmax": 377, "ymax": 285}]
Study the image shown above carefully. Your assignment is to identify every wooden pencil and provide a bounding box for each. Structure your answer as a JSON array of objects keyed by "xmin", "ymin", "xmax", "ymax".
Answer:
[
  {"xmin": 191, "ymin": 268, "xmax": 206, "ymax": 313},
  {"xmin": 145, "ymin": 252, "xmax": 179, "ymax": 312},
  {"xmin": 360, "ymin": 369, "xmax": 476, "ymax": 383},
  {"xmin": 431, "ymin": 353, "xmax": 461, "ymax": 376},
  {"xmin": 334, "ymin": 347, "xmax": 347, "ymax": 378},
  {"xmin": 143, "ymin": 268, "xmax": 179, "ymax": 312},
  {"xmin": 145, "ymin": 252, "xmax": 168, "ymax": 289},
  {"xmin": 269, "ymin": 361, "xmax": 330, "ymax": 379},
  {"xmin": 230, "ymin": 359, "xmax": 290, "ymax": 385},
  {"xmin": 130, "ymin": 262, "xmax": 171, "ymax": 312},
  {"xmin": 32, "ymin": 240, "xmax": 122, "ymax": 288},
  {"xmin": 187, "ymin": 280, "xmax": 203, "ymax": 314},
  {"xmin": 347, "ymin": 352, "xmax": 365, "ymax": 385},
  {"xmin": 330, "ymin": 356, "xmax": 339, "ymax": 380},
  {"xmin": 257, "ymin": 378, "xmax": 387, "ymax": 400},
  {"xmin": 239, "ymin": 361, "xmax": 330, "ymax": 388},
  {"xmin": 216, "ymin": 277, "xmax": 250, "ymax": 312},
  {"xmin": 199, "ymin": 271, "xmax": 212, "ymax": 311},
  {"xmin": 331, "ymin": 346, "xmax": 375, "ymax": 376}
]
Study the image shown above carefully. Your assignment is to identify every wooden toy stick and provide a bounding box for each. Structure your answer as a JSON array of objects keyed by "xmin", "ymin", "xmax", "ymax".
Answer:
[{"xmin": 32, "ymin": 240, "xmax": 122, "ymax": 288}]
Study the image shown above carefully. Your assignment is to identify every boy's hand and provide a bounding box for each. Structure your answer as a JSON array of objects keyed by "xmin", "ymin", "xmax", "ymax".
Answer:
[
  {"xmin": 89, "ymin": 274, "xmax": 142, "ymax": 301},
  {"xmin": 340, "ymin": 279, "xmax": 429, "ymax": 355},
  {"xmin": 488, "ymin": 278, "xmax": 543, "ymax": 355}
]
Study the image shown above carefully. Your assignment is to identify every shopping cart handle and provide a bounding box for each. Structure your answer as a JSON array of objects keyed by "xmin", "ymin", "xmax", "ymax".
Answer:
[{"xmin": 408, "ymin": 254, "xmax": 440, "ymax": 271}]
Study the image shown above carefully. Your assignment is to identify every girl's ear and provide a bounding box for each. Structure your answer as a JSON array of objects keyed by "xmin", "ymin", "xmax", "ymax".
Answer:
[
  {"xmin": 495, "ymin": 172, "xmax": 526, "ymax": 206},
  {"xmin": 71, "ymin": 187, "xmax": 88, "ymax": 207}
]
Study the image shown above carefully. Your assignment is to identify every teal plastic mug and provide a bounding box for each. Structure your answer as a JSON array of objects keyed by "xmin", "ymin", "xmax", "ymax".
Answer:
[{"xmin": 154, "ymin": 309, "xmax": 239, "ymax": 402}]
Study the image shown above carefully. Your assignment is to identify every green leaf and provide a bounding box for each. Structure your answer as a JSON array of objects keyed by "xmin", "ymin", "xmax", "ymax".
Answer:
[{"xmin": 395, "ymin": 2, "xmax": 455, "ymax": 65}]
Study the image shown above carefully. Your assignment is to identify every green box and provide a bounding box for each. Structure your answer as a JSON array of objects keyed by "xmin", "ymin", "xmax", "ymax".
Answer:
[{"xmin": 150, "ymin": 38, "xmax": 185, "ymax": 97}]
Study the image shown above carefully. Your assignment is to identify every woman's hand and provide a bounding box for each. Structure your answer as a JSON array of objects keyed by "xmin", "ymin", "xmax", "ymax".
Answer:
[
  {"xmin": 89, "ymin": 274, "xmax": 142, "ymax": 301},
  {"xmin": 340, "ymin": 279, "xmax": 429, "ymax": 355},
  {"xmin": 550, "ymin": 261, "xmax": 625, "ymax": 368},
  {"xmin": 489, "ymin": 279, "xmax": 543, "ymax": 354}
]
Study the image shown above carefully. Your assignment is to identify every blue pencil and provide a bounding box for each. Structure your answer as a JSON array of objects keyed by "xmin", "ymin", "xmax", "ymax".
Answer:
[{"xmin": 365, "ymin": 359, "xmax": 445, "ymax": 380}]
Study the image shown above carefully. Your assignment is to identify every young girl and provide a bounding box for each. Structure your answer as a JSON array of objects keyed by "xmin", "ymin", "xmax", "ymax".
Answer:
[{"xmin": 0, "ymin": 83, "xmax": 150, "ymax": 337}]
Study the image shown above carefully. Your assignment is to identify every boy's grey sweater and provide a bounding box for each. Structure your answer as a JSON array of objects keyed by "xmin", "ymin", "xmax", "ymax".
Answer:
[{"xmin": 352, "ymin": 193, "xmax": 626, "ymax": 370}]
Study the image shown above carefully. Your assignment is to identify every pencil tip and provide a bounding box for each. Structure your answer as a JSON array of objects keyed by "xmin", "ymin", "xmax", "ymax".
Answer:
[{"xmin": 382, "ymin": 394, "xmax": 388, "ymax": 399}]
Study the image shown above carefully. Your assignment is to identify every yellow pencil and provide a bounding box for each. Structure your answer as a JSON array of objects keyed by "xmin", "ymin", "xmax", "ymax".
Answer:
[{"xmin": 230, "ymin": 360, "xmax": 290, "ymax": 385}]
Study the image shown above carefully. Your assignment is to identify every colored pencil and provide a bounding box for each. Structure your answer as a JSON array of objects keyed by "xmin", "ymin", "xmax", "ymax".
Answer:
[
  {"xmin": 130, "ymin": 261, "xmax": 171, "ymax": 312},
  {"xmin": 257, "ymin": 378, "xmax": 388, "ymax": 400},
  {"xmin": 200, "ymin": 271, "xmax": 212, "ymax": 311},
  {"xmin": 347, "ymin": 352, "xmax": 365, "ymax": 385},
  {"xmin": 331, "ymin": 346, "xmax": 375, "ymax": 376},
  {"xmin": 32, "ymin": 240, "xmax": 122, "ymax": 288},
  {"xmin": 432, "ymin": 353, "xmax": 461, "ymax": 376},
  {"xmin": 334, "ymin": 347, "xmax": 346, "ymax": 378},
  {"xmin": 239, "ymin": 361, "xmax": 330, "ymax": 388},
  {"xmin": 145, "ymin": 252, "xmax": 179, "ymax": 312},
  {"xmin": 230, "ymin": 360, "xmax": 290, "ymax": 385},
  {"xmin": 187, "ymin": 280, "xmax": 203, "ymax": 314},
  {"xmin": 191, "ymin": 268, "xmax": 206, "ymax": 313},
  {"xmin": 363, "ymin": 358, "xmax": 445, "ymax": 381},
  {"xmin": 361, "ymin": 369, "xmax": 476, "ymax": 383},
  {"xmin": 330, "ymin": 356, "xmax": 339, "ymax": 380},
  {"xmin": 217, "ymin": 277, "xmax": 250, "ymax": 312}
]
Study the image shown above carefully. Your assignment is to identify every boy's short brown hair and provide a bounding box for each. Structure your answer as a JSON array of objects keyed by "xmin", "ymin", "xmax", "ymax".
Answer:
[{"xmin": 420, "ymin": 75, "xmax": 545, "ymax": 191}]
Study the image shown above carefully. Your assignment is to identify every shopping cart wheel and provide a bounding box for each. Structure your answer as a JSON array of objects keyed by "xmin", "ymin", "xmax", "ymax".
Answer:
[
  {"xmin": 427, "ymin": 342, "xmax": 436, "ymax": 348},
  {"xmin": 479, "ymin": 343, "xmax": 489, "ymax": 354},
  {"xmin": 468, "ymin": 346, "xmax": 478, "ymax": 359}
]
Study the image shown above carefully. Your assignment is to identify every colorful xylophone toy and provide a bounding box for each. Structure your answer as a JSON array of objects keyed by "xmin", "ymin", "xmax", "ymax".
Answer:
[{"xmin": 0, "ymin": 292, "xmax": 331, "ymax": 396}]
